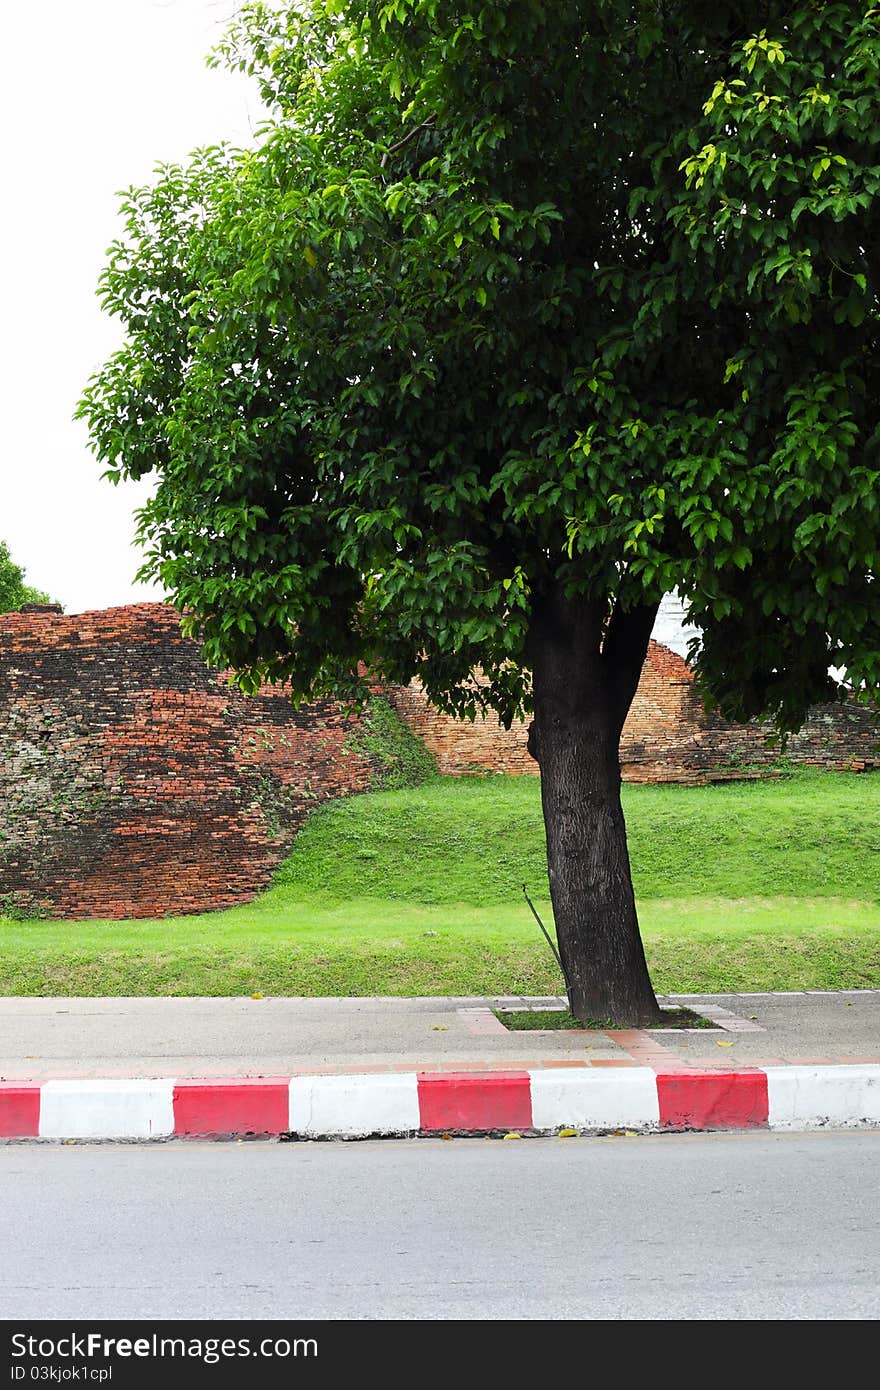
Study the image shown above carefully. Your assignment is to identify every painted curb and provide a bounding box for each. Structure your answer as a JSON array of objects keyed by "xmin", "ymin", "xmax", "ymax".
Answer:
[{"xmin": 2, "ymin": 1066, "xmax": 880, "ymax": 1140}]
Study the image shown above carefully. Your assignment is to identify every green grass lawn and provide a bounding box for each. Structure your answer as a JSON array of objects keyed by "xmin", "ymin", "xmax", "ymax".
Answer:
[{"xmin": 1, "ymin": 769, "xmax": 878, "ymax": 996}]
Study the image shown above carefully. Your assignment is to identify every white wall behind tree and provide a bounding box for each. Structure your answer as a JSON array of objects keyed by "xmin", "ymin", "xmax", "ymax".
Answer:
[{"xmin": 651, "ymin": 592, "xmax": 700, "ymax": 659}]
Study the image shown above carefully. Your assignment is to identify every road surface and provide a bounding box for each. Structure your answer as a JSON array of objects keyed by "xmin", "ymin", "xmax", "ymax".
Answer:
[{"xmin": 2, "ymin": 1130, "xmax": 878, "ymax": 1319}]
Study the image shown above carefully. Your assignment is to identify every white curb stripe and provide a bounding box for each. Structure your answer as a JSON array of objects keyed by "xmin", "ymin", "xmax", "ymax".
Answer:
[
  {"xmin": 289, "ymin": 1073, "xmax": 420, "ymax": 1138},
  {"xmin": 528, "ymin": 1067, "xmax": 660, "ymax": 1131},
  {"xmin": 39, "ymin": 1079, "xmax": 176, "ymax": 1139},
  {"xmin": 765, "ymin": 1065, "xmax": 880, "ymax": 1130}
]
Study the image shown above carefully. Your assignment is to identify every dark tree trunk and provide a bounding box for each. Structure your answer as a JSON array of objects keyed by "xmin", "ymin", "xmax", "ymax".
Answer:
[{"xmin": 526, "ymin": 587, "xmax": 662, "ymax": 1026}]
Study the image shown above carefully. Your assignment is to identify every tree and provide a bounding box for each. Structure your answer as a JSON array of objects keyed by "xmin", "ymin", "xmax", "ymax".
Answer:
[
  {"xmin": 0, "ymin": 540, "xmax": 52, "ymax": 615},
  {"xmin": 77, "ymin": 1, "xmax": 880, "ymax": 1024}
]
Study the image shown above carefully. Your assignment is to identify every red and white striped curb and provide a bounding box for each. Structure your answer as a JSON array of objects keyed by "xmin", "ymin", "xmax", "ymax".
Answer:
[{"xmin": 2, "ymin": 1065, "xmax": 879, "ymax": 1139}]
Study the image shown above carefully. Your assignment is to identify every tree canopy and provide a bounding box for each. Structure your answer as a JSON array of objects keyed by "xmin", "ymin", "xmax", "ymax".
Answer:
[
  {"xmin": 0, "ymin": 540, "xmax": 52, "ymax": 615},
  {"xmin": 77, "ymin": 0, "xmax": 880, "ymax": 731}
]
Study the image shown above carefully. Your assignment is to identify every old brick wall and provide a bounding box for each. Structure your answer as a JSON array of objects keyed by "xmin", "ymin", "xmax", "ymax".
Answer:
[
  {"xmin": 0, "ymin": 603, "xmax": 379, "ymax": 919},
  {"xmin": 389, "ymin": 681, "xmax": 533, "ymax": 775},
  {"xmin": 388, "ymin": 642, "xmax": 880, "ymax": 782},
  {"xmin": 2, "ymin": 604, "xmax": 878, "ymax": 921}
]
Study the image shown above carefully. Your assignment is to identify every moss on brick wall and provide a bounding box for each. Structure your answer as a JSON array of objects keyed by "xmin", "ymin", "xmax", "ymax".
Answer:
[{"xmin": 344, "ymin": 695, "xmax": 438, "ymax": 790}]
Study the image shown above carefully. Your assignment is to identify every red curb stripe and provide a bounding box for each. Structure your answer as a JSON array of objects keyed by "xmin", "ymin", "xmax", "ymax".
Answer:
[
  {"xmin": 417, "ymin": 1071, "xmax": 533, "ymax": 1132},
  {"xmin": 657, "ymin": 1070, "xmax": 769, "ymax": 1130},
  {"xmin": 0, "ymin": 1084, "xmax": 41, "ymax": 1138},
  {"xmin": 173, "ymin": 1081, "xmax": 289, "ymax": 1136}
]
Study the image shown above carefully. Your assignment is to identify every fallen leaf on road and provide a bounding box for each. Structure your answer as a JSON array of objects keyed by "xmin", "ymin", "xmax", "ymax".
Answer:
[
  {"xmin": 250, "ymin": 992, "xmax": 264, "ymax": 999},
  {"xmin": 716, "ymin": 1039, "xmax": 734, "ymax": 1047},
  {"xmin": 503, "ymin": 1132, "xmax": 522, "ymax": 1141},
  {"xmin": 432, "ymin": 1025, "xmax": 449, "ymax": 1031},
  {"xmin": 557, "ymin": 1128, "xmax": 577, "ymax": 1138}
]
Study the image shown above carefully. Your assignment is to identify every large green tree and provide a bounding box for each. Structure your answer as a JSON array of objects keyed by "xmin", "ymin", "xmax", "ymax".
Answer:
[
  {"xmin": 0, "ymin": 541, "xmax": 52, "ymax": 615},
  {"xmin": 78, "ymin": 1, "xmax": 880, "ymax": 1023}
]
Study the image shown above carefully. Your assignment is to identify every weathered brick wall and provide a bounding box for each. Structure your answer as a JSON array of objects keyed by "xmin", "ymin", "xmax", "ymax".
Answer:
[
  {"xmin": 0, "ymin": 603, "xmax": 379, "ymax": 919},
  {"xmin": 389, "ymin": 681, "xmax": 533, "ymax": 775},
  {"xmin": 389, "ymin": 642, "xmax": 880, "ymax": 783},
  {"xmin": 2, "ymin": 604, "xmax": 878, "ymax": 921}
]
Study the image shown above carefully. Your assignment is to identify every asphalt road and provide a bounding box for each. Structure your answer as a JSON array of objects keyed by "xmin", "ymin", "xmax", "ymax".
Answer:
[{"xmin": 2, "ymin": 1131, "xmax": 878, "ymax": 1320}]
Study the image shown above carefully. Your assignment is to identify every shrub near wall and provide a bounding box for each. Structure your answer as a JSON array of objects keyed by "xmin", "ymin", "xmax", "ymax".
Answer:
[{"xmin": 344, "ymin": 694, "xmax": 438, "ymax": 790}]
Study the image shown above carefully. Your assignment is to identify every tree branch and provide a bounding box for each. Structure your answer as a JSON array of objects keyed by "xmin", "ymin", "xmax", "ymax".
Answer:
[{"xmin": 379, "ymin": 114, "xmax": 438, "ymax": 168}]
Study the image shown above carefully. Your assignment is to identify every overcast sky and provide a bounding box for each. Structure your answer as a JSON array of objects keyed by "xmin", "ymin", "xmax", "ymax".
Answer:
[
  {"xmin": 0, "ymin": 1, "xmax": 694, "ymax": 651},
  {"xmin": 1, "ymin": 0, "xmax": 261, "ymax": 615}
]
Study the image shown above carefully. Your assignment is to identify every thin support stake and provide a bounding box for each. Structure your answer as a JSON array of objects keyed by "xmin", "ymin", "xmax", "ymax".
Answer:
[{"xmin": 522, "ymin": 883, "xmax": 569, "ymax": 998}]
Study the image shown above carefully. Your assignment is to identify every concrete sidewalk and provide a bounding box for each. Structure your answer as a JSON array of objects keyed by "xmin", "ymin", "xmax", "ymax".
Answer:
[
  {"xmin": 1, "ymin": 990, "xmax": 878, "ymax": 1078},
  {"xmin": 1, "ymin": 991, "xmax": 878, "ymax": 1140}
]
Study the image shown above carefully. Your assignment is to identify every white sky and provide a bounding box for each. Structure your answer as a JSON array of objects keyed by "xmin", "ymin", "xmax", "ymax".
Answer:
[
  {"xmin": 0, "ymin": 0, "xmax": 694, "ymax": 651},
  {"xmin": 0, "ymin": 0, "xmax": 261, "ymax": 615}
]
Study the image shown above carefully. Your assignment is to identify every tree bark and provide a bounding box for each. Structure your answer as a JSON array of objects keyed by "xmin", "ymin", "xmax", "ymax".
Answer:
[{"xmin": 526, "ymin": 587, "xmax": 662, "ymax": 1026}]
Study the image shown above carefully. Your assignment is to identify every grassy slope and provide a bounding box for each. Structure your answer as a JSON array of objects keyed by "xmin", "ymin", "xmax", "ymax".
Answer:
[
  {"xmin": 271, "ymin": 770, "xmax": 880, "ymax": 902},
  {"xmin": 1, "ymin": 770, "xmax": 878, "ymax": 995}
]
